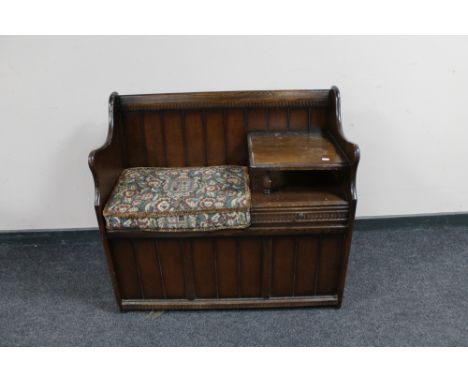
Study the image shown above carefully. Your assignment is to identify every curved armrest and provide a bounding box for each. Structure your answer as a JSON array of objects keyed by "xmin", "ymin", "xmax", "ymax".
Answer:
[
  {"xmin": 88, "ymin": 92, "xmax": 124, "ymax": 213},
  {"xmin": 329, "ymin": 86, "xmax": 360, "ymax": 201}
]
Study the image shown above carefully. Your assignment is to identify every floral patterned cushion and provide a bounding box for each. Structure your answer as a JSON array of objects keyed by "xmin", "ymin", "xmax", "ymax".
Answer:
[{"xmin": 103, "ymin": 166, "xmax": 251, "ymax": 231}]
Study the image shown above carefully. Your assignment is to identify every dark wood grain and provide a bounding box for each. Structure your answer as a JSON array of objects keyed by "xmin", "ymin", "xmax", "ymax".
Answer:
[
  {"xmin": 132, "ymin": 240, "xmax": 164, "ymax": 299},
  {"xmin": 239, "ymin": 239, "xmax": 262, "ymax": 297},
  {"xmin": 89, "ymin": 87, "xmax": 359, "ymax": 311},
  {"xmin": 119, "ymin": 90, "xmax": 330, "ymax": 111},
  {"xmin": 248, "ymin": 131, "xmax": 347, "ymax": 170},
  {"xmin": 261, "ymin": 238, "xmax": 272, "ymax": 298},
  {"xmin": 271, "ymin": 237, "xmax": 295, "ymax": 297},
  {"xmin": 163, "ymin": 111, "xmax": 185, "ymax": 167},
  {"xmin": 122, "ymin": 112, "xmax": 147, "ymax": 167},
  {"xmin": 247, "ymin": 108, "xmax": 269, "ymax": 132},
  {"xmin": 157, "ymin": 239, "xmax": 185, "ymax": 299},
  {"xmin": 184, "ymin": 111, "xmax": 207, "ymax": 166},
  {"xmin": 110, "ymin": 239, "xmax": 141, "ymax": 299},
  {"xmin": 226, "ymin": 109, "xmax": 246, "ymax": 165},
  {"xmin": 216, "ymin": 238, "xmax": 239, "ymax": 298},
  {"xmin": 316, "ymin": 235, "xmax": 343, "ymax": 295},
  {"xmin": 88, "ymin": 92, "xmax": 124, "ymax": 212},
  {"xmin": 143, "ymin": 112, "xmax": 166, "ymax": 166},
  {"xmin": 191, "ymin": 238, "xmax": 217, "ymax": 298},
  {"xmin": 121, "ymin": 295, "xmax": 339, "ymax": 310},
  {"xmin": 268, "ymin": 108, "xmax": 288, "ymax": 131},
  {"xmin": 205, "ymin": 110, "xmax": 226, "ymax": 165},
  {"xmin": 289, "ymin": 108, "xmax": 309, "ymax": 131},
  {"xmin": 294, "ymin": 236, "xmax": 320, "ymax": 296}
]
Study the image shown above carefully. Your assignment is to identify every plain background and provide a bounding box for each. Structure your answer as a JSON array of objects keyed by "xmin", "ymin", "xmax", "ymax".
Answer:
[{"xmin": 1, "ymin": 35, "xmax": 468, "ymax": 230}]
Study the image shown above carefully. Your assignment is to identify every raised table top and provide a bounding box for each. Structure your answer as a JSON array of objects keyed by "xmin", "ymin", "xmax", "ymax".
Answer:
[{"xmin": 248, "ymin": 131, "xmax": 348, "ymax": 170}]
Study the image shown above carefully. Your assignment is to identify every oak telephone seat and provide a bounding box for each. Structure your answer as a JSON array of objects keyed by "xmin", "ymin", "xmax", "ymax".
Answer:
[{"xmin": 89, "ymin": 88, "xmax": 360, "ymax": 311}]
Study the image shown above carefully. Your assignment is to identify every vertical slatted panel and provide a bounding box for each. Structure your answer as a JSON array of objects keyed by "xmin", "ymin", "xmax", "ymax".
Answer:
[
  {"xmin": 130, "ymin": 241, "xmax": 146, "ymax": 298},
  {"xmin": 268, "ymin": 108, "xmax": 288, "ymax": 131},
  {"xmin": 226, "ymin": 109, "xmax": 246, "ymax": 165},
  {"xmin": 213, "ymin": 239, "xmax": 219, "ymax": 298},
  {"xmin": 291, "ymin": 238, "xmax": 299, "ymax": 295},
  {"xmin": 154, "ymin": 240, "xmax": 167, "ymax": 298},
  {"xmin": 121, "ymin": 104, "xmax": 327, "ymax": 168},
  {"xmin": 110, "ymin": 240, "xmax": 141, "ymax": 299},
  {"xmin": 157, "ymin": 239, "xmax": 185, "ymax": 298},
  {"xmin": 117, "ymin": 112, "xmax": 128, "ymax": 167},
  {"xmin": 261, "ymin": 238, "xmax": 272, "ymax": 298},
  {"xmin": 239, "ymin": 238, "xmax": 262, "ymax": 297},
  {"xmin": 271, "ymin": 237, "xmax": 295, "ymax": 296},
  {"xmin": 163, "ymin": 111, "xmax": 185, "ymax": 166},
  {"xmin": 160, "ymin": 111, "xmax": 168, "ymax": 166},
  {"xmin": 132, "ymin": 240, "xmax": 164, "ymax": 299},
  {"xmin": 236, "ymin": 239, "xmax": 241, "ymax": 297},
  {"xmin": 216, "ymin": 238, "xmax": 238, "ymax": 297},
  {"xmin": 143, "ymin": 111, "xmax": 166, "ymax": 166},
  {"xmin": 289, "ymin": 108, "xmax": 309, "ymax": 131},
  {"xmin": 247, "ymin": 108, "xmax": 269, "ymax": 132},
  {"xmin": 316, "ymin": 235, "xmax": 343, "ymax": 295},
  {"xmin": 205, "ymin": 110, "xmax": 226, "ymax": 165},
  {"xmin": 184, "ymin": 111, "xmax": 205, "ymax": 166},
  {"xmin": 294, "ymin": 236, "xmax": 320, "ymax": 296},
  {"xmin": 243, "ymin": 109, "xmax": 249, "ymax": 135},
  {"xmin": 182, "ymin": 240, "xmax": 196, "ymax": 300},
  {"xmin": 122, "ymin": 112, "xmax": 147, "ymax": 167},
  {"xmin": 310, "ymin": 106, "xmax": 329, "ymax": 130},
  {"xmin": 191, "ymin": 238, "xmax": 217, "ymax": 298}
]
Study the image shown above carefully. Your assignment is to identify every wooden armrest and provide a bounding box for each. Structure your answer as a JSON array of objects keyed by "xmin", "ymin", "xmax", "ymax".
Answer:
[
  {"xmin": 88, "ymin": 92, "xmax": 124, "ymax": 212},
  {"xmin": 329, "ymin": 86, "xmax": 360, "ymax": 201}
]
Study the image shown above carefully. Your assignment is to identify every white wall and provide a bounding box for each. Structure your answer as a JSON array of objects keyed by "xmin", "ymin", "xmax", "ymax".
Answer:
[{"xmin": 1, "ymin": 36, "xmax": 468, "ymax": 230}]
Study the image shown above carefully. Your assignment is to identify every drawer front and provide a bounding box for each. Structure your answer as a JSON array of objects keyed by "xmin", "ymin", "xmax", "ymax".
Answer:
[{"xmin": 251, "ymin": 208, "xmax": 349, "ymax": 227}]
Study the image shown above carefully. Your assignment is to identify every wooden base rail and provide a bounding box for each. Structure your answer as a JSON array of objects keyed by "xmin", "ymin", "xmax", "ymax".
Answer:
[{"xmin": 121, "ymin": 295, "xmax": 339, "ymax": 311}]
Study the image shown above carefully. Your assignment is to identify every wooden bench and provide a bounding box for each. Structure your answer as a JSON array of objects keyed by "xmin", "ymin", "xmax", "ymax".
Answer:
[{"xmin": 88, "ymin": 87, "xmax": 360, "ymax": 311}]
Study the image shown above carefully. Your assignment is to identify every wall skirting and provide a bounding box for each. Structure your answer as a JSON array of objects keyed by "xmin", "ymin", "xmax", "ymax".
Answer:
[
  {"xmin": 1, "ymin": 213, "xmax": 467, "ymax": 245},
  {"xmin": 0, "ymin": 228, "xmax": 100, "ymax": 245},
  {"xmin": 354, "ymin": 212, "xmax": 468, "ymax": 230}
]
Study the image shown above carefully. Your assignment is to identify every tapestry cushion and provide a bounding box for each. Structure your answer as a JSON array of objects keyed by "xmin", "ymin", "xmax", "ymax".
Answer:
[{"xmin": 103, "ymin": 166, "xmax": 251, "ymax": 231}]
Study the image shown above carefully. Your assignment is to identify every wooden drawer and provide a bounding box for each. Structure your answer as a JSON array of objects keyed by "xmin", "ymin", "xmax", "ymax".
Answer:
[
  {"xmin": 251, "ymin": 206, "xmax": 349, "ymax": 227},
  {"xmin": 250, "ymin": 187, "xmax": 350, "ymax": 227}
]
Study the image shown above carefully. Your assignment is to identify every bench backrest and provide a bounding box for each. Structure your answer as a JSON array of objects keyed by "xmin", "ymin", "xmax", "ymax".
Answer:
[{"xmin": 115, "ymin": 90, "xmax": 332, "ymax": 168}]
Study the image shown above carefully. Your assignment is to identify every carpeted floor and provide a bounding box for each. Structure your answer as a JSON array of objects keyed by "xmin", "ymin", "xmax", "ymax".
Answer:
[{"xmin": 0, "ymin": 225, "xmax": 467, "ymax": 346}]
